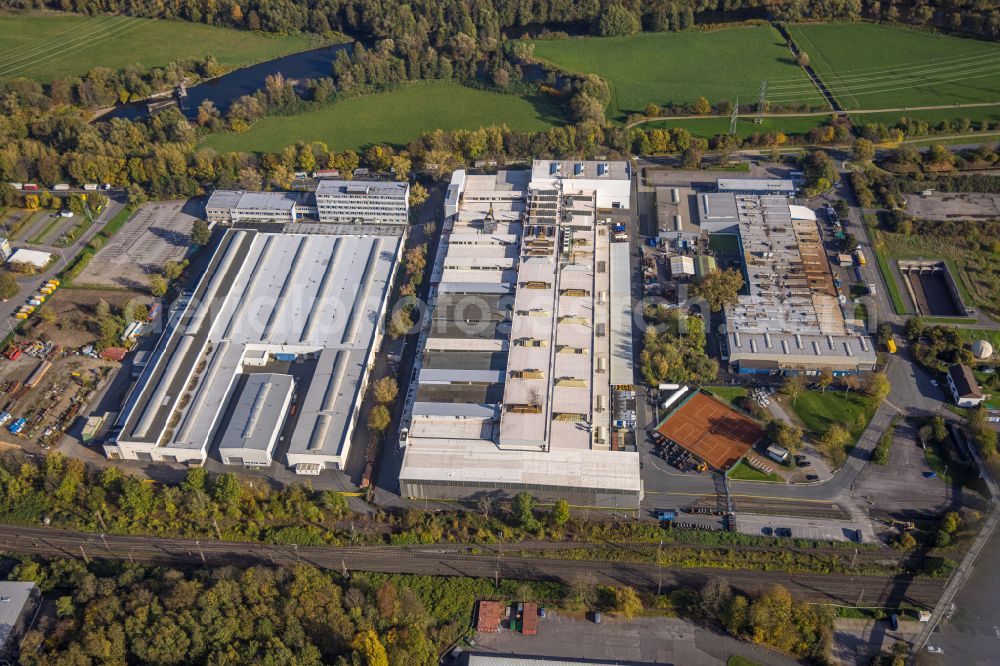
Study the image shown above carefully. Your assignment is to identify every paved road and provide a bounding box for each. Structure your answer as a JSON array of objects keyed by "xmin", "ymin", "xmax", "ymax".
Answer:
[{"xmin": 0, "ymin": 523, "xmax": 943, "ymax": 606}]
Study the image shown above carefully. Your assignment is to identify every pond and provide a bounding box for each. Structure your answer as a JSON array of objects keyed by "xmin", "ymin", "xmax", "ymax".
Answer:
[{"xmin": 105, "ymin": 41, "xmax": 353, "ymax": 121}]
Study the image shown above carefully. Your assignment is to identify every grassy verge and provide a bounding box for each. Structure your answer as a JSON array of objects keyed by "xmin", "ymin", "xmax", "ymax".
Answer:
[
  {"xmin": 727, "ymin": 657, "xmax": 763, "ymax": 666},
  {"xmin": 862, "ymin": 213, "xmax": 907, "ymax": 315},
  {"xmin": 728, "ymin": 460, "xmax": 783, "ymax": 483},
  {"xmin": 872, "ymin": 416, "xmax": 898, "ymax": 465},
  {"xmin": 920, "ymin": 316, "xmax": 978, "ymax": 325}
]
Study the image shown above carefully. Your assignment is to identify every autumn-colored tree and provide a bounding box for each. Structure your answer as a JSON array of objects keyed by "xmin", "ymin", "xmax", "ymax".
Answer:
[
  {"xmin": 373, "ymin": 376, "xmax": 398, "ymax": 404},
  {"xmin": 691, "ymin": 96, "xmax": 712, "ymax": 115},
  {"xmin": 691, "ymin": 268, "xmax": 744, "ymax": 312},
  {"xmin": 367, "ymin": 405, "xmax": 391, "ymax": 434}
]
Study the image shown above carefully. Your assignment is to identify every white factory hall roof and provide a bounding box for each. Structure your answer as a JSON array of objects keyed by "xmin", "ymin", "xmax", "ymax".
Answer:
[{"xmin": 115, "ymin": 229, "xmax": 400, "ymax": 463}]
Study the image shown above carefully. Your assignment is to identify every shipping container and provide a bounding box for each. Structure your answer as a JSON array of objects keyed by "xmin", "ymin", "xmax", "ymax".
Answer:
[
  {"xmin": 53, "ymin": 183, "xmax": 70, "ymax": 191},
  {"xmin": 22, "ymin": 184, "xmax": 39, "ymax": 191}
]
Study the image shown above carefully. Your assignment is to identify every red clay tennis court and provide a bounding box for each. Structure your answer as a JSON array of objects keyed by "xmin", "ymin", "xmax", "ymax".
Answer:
[{"xmin": 657, "ymin": 391, "xmax": 764, "ymax": 470}]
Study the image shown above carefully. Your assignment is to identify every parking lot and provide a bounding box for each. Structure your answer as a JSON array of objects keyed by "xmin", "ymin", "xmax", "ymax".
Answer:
[
  {"xmin": 736, "ymin": 513, "xmax": 872, "ymax": 543},
  {"xmin": 905, "ymin": 191, "xmax": 1000, "ymax": 220},
  {"xmin": 76, "ymin": 200, "xmax": 194, "ymax": 289}
]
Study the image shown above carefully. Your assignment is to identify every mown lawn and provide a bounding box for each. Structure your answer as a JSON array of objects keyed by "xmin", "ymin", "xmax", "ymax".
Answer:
[
  {"xmin": 705, "ymin": 386, "xmax": 748, "ymax": 407},
  {"xmin": 201, "ymin": 81, "xmax": 565, "ymax": 153},
  {"xmin": 728, "ymin": 460, "xmax": 783, "ymax": 483},
  {"xmin": 638, "ymin": 113, "xmax": 829, "ymax": 139},
  {"xmin": 530, "ymin": 26, "xmax": 822, "ymax": 120},
  {"xmin": 788, "ymin": 23, "xmax": 1000, "ymax": 110},
  {"xmin": 0, "ymin": 11, "xmax": 326, "ymax": 83},
  {"xmin": 790, "ymin": 390, "xmax": 875, "ymax": 437}
]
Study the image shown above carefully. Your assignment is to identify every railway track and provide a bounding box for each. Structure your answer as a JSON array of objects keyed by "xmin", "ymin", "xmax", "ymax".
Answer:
[{"xmin": 0, "ymin": 524, "xmax": 943, "ymax": 607}]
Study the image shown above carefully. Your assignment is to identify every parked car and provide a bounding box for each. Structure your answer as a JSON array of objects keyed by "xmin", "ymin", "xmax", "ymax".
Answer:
[
  {"xmin": 797, "ymin": 460, "xmax": 812, "ymax": 468},
  {"xmin": 923, "ymin": 471, "xmax": 938, "ymax": 479},
  {"xmin": 806, "ymin": 474, "xmax": 819, "ymax": 481},
  {"xmin": 775, "ymin": 528, "xmax": 793, "ymax": 537},
  {"xmin": 761, "ymin": 526, "xmax": 773, "ymax": 536}
]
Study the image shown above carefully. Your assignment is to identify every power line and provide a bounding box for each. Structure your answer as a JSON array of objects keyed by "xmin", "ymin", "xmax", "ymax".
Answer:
[
  {"xmin": 768, "ymin": 61, "xmax": 1000, "ymax": 103},
  {"xmin": 767, "ymin": 53, "xmax": 1000, "ymax": 93},
  {"xmin": 0, "ymin": 7, "xmax": 169, "ymax": 79},
  {"xmin": 0, "ymin": 14, "xmax": 138, "ymax": 72},
  {"xmin": 729, "ymin": 95, "xmax": 739, "ymax": 135},
  {"xmin": 766, "ymin": 47, "xmax": 1000, "ymax": 83}
]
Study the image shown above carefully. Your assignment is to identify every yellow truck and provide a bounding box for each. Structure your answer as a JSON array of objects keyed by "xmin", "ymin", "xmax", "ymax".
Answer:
[{"xmin": 887, "ymin": 337, "xmax": 897, "ymax": 353}]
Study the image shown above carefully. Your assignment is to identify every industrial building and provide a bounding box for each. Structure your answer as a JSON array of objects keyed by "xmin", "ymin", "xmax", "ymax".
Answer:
[
  {"xmin": 104, "ymin": 228, "xmax": 402, "ymax": 474},
  {"xmin": 205, "ymin": 180, "xmax": 409, "ymax": 225},
  {"xmin": 698, "ymin": 193, "xmax": 876, "ymax": 375},
  {"xmin": 398, "ymin": 161, "xmax": 641, "ymax": 508},
  {"xmin": 0, "ymin": 581, "xmax": 40, "ymax": 665}
]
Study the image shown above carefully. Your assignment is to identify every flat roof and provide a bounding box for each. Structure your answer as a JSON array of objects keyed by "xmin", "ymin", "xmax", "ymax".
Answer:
[
  {"xmin": 206, "ymin": 189, "xmax": 310, "ymax": 211},
  {"xmin": 315, "ymin": 179, "xmax": 408, "ymax": 196},
  {"xmin": 0, "ymin": 581, "xmax": 36, "ymax": 648},
  {"xmin": 609, "ymin": 241, "xmax": 634, "ymax": 386},
  {"xmin": 400, "ymin": 438, "xmax": 641, "ymax": 493},
  {"xmin": 115, "ymin": 229, "xmax": 399, "ymax": 463},
  {"xmin": 717, "ymin": 178, "xmax": 796, "ymax": 192},
  {"xmin": 218, "ymin": 373, "xmax": 294, "ymax": 454},
  {"xmin": 531, "ymin": 159, "xmax": 630, "ymax": 181},
  {"xmin": 657, "ymin": 391, "xmax": 762, "ymax": 470},
  {"xmin": 9, "ymin": 248, "xmax": 52, "ymax": 267}
]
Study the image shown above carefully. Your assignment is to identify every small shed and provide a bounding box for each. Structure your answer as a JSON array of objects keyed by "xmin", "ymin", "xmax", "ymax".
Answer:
[
  {"xmin": 476, "ymin": 601, "xmax": 502, "ymax": 633},
  {"xmin": 521, "ymin": 602, "xmax": 539, "ymax": 635}
]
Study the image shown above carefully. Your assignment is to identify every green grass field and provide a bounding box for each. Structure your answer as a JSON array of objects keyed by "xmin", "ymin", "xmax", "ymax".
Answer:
[
  {"xmin": 790, "ymin": 390, "xmax": 875, "ymax": 437},
  {"xmin": 788, "ymin": 23, "xmax": 1000, "ymax": 111},
  {"xmin": 0, "ymin": 11, "xmax": 325, "ymax": 83},
  {"xmin": 727, "ymin": 460, "xmax": 783, "ymax": 483},
  {"xmin": 705, "ymin": 386, "xmax": 748, "ymax": 407},
  {"xmin": 201, "ymin": 82, "xmax": 564, "ymax": 153},
  {"xmin": 639, "ymin": 113, "xmax": 829, "ymax": 139},
  {"xmin": 531, "ymin": 27, "xmax": 823, "ymax": 121}
]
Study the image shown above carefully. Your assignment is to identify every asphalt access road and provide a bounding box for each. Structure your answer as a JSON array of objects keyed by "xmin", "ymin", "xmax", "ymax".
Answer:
[{"xmin": 0, "ymin": 524, "xmax": 942, "ymax": 607}]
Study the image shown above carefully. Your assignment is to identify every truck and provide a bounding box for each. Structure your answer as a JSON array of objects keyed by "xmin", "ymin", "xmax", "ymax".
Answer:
[
  {"xmin": 53, "ymin": 183, "xmax": 70, "ymax": 191},
  {"xmin": 887, "ymin": 337, "xmax": 897, "ymax": 353},
  {"xmin": 0, "ymin": 412, "xmax": 10, "ymax": 427},
  {"xmin": 21, "ymin": 183, "xmax": 39, "ymax": 191},
  {"xmin": 4, "ymin": 345, "xmax": 21, "ymax": 361},
  {"xmin": 8, "ymin": 418, "xmax": 26, "ymax": 435},
  {"xmin": 82, "ymin": 183, "xmax": 99, "ymax": 191},
  {"xmin": 854, "ymin": 249, "xmax": 867, "ymax": 266}
]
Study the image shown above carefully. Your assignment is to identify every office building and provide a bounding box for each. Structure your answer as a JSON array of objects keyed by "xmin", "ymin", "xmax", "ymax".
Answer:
[
  {"xmin": 205, "ymin": 180, "xmax": 409, "ymax": 225},
  {"xmin": 397, "ymin": 161, "xmax": 641, "ymax": 508},
  {"xmin": 104, "ymin": 228, "xmax": 402, "ymax": 474},
  {"xmin": 315, "ymin": 180, "xmax": 409, "ymax": 224}
]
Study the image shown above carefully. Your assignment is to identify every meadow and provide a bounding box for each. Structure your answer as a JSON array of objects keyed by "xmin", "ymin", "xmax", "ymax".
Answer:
[
  {"xmin": 787, "ymin": 23, "xmax": 1000, "ymax": 111},
  {"xmin": 530, "ymin": 26, "xmax": 823, "ymax": 121},
  {"xmin": 639, "ymin": 113, "xmax": 828, "ymax": 139},
  {"xmin": 0, "ymin": 11, "xmax": 325, "ymax": 83},
  {"xmin": 201, "ymin": 81, "xmax": 564, "ymax": 153}
]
